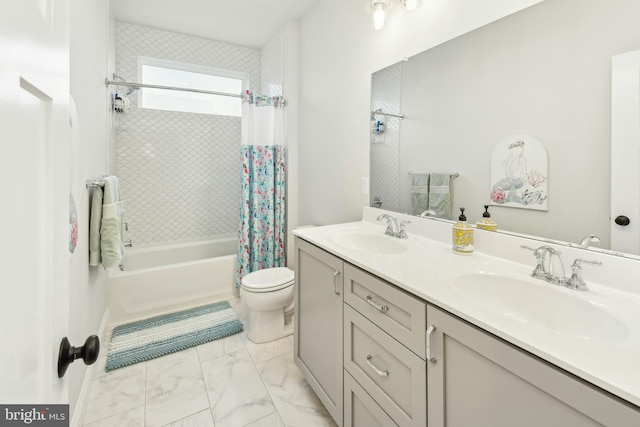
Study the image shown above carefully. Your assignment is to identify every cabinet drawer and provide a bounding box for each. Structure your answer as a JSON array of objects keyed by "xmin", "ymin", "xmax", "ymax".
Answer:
[
  {"xmin": 344, "ymin": 305, "xmax": 426, "ymax": 427},
  {"xmin": 344, "ymin": 263, "xmax": 426, "ymax": 359},
  {"xmin": 344, "ymin": 371, "xmax": 397, "ymax": 427}
]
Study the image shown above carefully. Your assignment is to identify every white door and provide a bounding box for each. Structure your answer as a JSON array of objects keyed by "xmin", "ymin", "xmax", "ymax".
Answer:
[
  {"xmin": 611, "ymin": 49, "xmax": 640, "ymax": 256},
  {"xmin": 0, "ymin": 0, "xmax": 70, "ymax": 403}
]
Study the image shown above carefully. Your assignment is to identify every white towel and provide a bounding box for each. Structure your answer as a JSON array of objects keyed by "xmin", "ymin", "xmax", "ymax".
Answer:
[{"xmin": 428, "ymin": 173, "xmax": 452, "ymax": 219}]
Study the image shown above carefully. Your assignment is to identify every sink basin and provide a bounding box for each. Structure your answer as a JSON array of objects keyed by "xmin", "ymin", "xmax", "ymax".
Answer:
[
  {"xmin": 454, "ymin": 273, "xmax": 629, "ymax": 342},
  {"xmin": 330, "ymin": 230, "xmax": 408, "ymax": 255}
]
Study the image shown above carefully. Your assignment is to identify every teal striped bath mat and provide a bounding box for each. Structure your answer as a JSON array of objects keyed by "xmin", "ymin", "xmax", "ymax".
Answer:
[{"xmin": 105, "ymin": 301, "xmax": 243, "ymax": 371}]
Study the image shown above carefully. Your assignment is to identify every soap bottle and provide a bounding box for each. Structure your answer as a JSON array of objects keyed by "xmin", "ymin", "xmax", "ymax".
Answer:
[
  {"xmin": 476, "ymin": 205, "xmax": 498, "ymax": 231},
  {"xmin": 452, "ymin": 208, "xmax": 474, "ymax": 255}
]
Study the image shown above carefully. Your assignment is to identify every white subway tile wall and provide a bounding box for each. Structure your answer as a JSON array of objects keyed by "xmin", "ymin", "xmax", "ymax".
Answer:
[
  {"xmin": 370, "ymin": 62, "xmax": 402, "ymax": 211},
  {"xmin": 260, "ymin": 28, "xmax": 283, "ymax": 97},
  {"xmin": 114, "ymin": 22, "xmax": 264, "ymax": 246}
]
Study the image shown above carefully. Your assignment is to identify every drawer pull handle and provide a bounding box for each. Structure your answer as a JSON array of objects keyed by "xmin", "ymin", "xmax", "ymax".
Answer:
[
  {"xmin": 333, "ymin": 271, "xmax": 341, "ymax": 295},
  {"xmin": 426, "ymin": 324, "xmax": 437, "ymax": 363},
  {"xmin": 366, "ymin": 295, "xmax": 389, "ymax": 312},
  {"xmin": 366, "ymin": 354, "xmax": 390, "ymax": 376}
]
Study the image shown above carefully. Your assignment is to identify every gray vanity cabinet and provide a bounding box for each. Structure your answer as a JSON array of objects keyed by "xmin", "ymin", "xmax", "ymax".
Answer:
[
  {"xmin": 295, "ymin": 238, "xmax": 640, "ymax": 427},
  {"xmin": 426, "ymin": 304, "xmax": 640, "ymax": 427},
  {"xmin": 294, "ymin": 237, "xmax": 344, "ymax": 426}
]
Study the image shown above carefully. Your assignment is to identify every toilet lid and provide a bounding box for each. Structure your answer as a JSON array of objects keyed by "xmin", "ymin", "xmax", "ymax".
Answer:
[{"xmin": 241, "ymin": 267, "xmax": 295, "ymax": 292}]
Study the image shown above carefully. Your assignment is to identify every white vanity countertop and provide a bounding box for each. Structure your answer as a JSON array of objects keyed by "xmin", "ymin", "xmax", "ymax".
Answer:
[{"xmin": 293, "ymin": 211, "xmax": 640, "ymax": 408}]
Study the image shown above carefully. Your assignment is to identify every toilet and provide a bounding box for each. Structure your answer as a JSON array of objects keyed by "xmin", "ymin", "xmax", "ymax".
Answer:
[{"xmin": 240, "ymin": 267, "xmax": 295, "ymax": 344}]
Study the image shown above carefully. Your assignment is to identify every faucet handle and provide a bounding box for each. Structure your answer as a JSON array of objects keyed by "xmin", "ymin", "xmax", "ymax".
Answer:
[
  {"xmin": 567, "ymin": 258, "xmax": 602, "ymax": 291},
  {"xmin": 521, "ymin": 245, "xmax": 548, "ymax": 279},
  {"xmin": 571, "ymin": 258, "xmax": 603, "ymax": 268},
  {"xmin": 397, "ymin": 220, "xmax": 411, "ymax": 239}
]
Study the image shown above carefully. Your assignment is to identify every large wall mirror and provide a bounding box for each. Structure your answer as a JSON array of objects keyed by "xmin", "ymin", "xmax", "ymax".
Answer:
[{"xmin": 370, "ymin": 0, "xmax": 640, "ymax": 257}]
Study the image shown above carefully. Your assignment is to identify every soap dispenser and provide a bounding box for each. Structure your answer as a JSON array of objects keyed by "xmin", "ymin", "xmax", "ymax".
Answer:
[
  {"xmin": 476, "ymin": 205, "xmax": 498, "ymax": 231},
  {"xmin": 452, "ymin": 207, "xmax": 474, "ymax": 255}
]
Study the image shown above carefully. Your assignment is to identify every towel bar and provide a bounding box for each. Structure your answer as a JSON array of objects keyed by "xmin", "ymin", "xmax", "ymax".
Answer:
[
  {"xmin": 408, "ymin": 171, "xmax": 459, "ymax": 177},
  {"xmin": 86, "ymin": 180, "xmax": 105, "ymax": 189}
]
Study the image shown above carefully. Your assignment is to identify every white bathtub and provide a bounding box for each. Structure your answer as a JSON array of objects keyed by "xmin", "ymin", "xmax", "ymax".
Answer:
[{"xmin": 107, "ymin": 236, "xmax": 239, "ymax": 324}]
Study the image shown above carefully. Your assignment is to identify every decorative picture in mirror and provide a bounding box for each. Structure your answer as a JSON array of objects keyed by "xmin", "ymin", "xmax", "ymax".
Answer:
[{"xmin": 490, "ymin": 134, "xmax": 548, "ymax": 211}]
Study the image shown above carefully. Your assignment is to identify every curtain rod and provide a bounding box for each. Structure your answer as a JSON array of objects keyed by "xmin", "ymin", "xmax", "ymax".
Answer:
[
  {"xmin": 371, "ymin": 109, "xmax": 405, "ymax": 120},
  {"xmin": 105, "ymin": 78, "xmax": 242, "ymax": 98}
]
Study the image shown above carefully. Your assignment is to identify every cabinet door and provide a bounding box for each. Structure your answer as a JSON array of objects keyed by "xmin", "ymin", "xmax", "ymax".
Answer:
[
  {"xmin": 426, "ymin": 305, "xmax": 640, "ymax": 427},
  {"xmin": 344, "ymin": 372, "xmax": 397, "ymax": 427},
  {"xmin": 295, "ymin": 237, "xmax": 344, "ymax": 426}
]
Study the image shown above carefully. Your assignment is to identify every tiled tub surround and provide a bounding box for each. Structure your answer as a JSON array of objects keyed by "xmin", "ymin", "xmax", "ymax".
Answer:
[
  {"xmin": 294, "ymin": 207, "xmax": 640, "ymax": 409},
  {"xmin": 369, "ymin": 62, "xmax": 401, "ymax": 211},
  {"xmin": 82, "ymin": 298, "xmax": 335, "ymax": 427},
  {"xmin": 114, "ymin": 22, "xmax": 261, "ymax": 246}
]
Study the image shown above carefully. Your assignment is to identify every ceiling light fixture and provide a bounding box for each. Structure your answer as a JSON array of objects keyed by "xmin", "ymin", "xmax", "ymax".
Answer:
[
  {"xmin": 401, "ymin": 0, "xmax": 422, "ymax": 11},
  {"xmin": 365, "ymin": 0, "xmax": 392, "ymax": 31}
]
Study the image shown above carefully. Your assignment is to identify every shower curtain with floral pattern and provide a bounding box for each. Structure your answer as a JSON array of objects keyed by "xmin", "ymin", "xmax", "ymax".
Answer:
[{"xmin": 236, "ymin": 91, "xmax": 286, "ymax": 288}]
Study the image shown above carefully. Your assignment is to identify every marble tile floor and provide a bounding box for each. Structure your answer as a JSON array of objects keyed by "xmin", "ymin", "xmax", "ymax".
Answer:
[{"xmin": 82, "ymin": 297, "xmax": 336, "ymax": 427}]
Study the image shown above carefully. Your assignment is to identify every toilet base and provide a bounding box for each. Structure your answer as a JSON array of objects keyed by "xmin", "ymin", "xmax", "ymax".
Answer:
[{"xmin": 247, "ymin": 308, "xmax": 294, "ymax": 344}]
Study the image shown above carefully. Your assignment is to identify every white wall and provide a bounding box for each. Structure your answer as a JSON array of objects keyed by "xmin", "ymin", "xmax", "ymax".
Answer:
[
  {"xmin": 297, "ymin": 0, "xmax": 543, "ymax": 226},
  {"xmin": 69, "ymin": 0, "xmax": 110, "ymax": 420}
]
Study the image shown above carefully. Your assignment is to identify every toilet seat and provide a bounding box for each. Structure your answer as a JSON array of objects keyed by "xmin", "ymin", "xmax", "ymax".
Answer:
[{"xmin": 241, "ymin": 267, "xmax": 294, "ymax": 293}]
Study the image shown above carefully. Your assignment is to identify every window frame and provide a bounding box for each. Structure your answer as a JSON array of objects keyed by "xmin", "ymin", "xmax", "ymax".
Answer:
[{"xmin": 136, "ymin": 56, "xmax": 248, "ymax": 116}]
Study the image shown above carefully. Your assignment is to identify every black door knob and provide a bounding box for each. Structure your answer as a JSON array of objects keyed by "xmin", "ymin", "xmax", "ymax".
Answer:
[
  {"xmin": 58, "ymin": 335, "xmax": 100, "ymax": 378},
  {"xmin": 615, "ymin": 215, "xmax": 631, "ymax": 226}
]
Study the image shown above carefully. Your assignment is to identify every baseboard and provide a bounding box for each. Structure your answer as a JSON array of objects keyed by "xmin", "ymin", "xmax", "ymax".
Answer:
[{"xmin": 70, "ymin": 308, "xmax": 110, "ymax": 427}]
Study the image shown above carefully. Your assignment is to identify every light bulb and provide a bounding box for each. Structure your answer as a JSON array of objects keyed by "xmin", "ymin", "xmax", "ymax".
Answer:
[
  {"xmin": 402, "ymin": 0, "xmax": 422, "ymax": 11},
  {"xmin": 372, "ymin": 3, "xmax": 386, "ymax": 30}
]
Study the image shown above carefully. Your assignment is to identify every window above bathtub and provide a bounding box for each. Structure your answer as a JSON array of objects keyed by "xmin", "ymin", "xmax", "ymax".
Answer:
[{"xmin": 137, "ymin": 57, "xmax": 247, "ymax": 117}]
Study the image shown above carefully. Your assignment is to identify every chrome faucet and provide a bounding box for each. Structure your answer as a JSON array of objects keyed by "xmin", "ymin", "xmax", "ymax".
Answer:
[
  {"xmin": 377, "ymin": 214, "xmax": 398, "ymax": 236},
  {"xmin": 522, "ymin": 246, "xmax": 602, "ymax": 291},
  {"xmin": 376, "ymin": 214, "xmax": 410, "ymax": 239},
  {"xmin": 521, "ymin": 245, "xmax": 565, "ymax": 286},
  {"xmin": 578, "ymin": 234, "xmax": 600, "ymax": 248}
]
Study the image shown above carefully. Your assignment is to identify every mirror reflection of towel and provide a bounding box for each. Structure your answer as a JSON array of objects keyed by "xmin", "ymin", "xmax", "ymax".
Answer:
[
  {"xmin": 411, "ymin": 173, "xmax": 429, "ymax": 215},
  {"xmin": 429, "ymin": 173, "xmax": 452, "ymax": 219}
]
